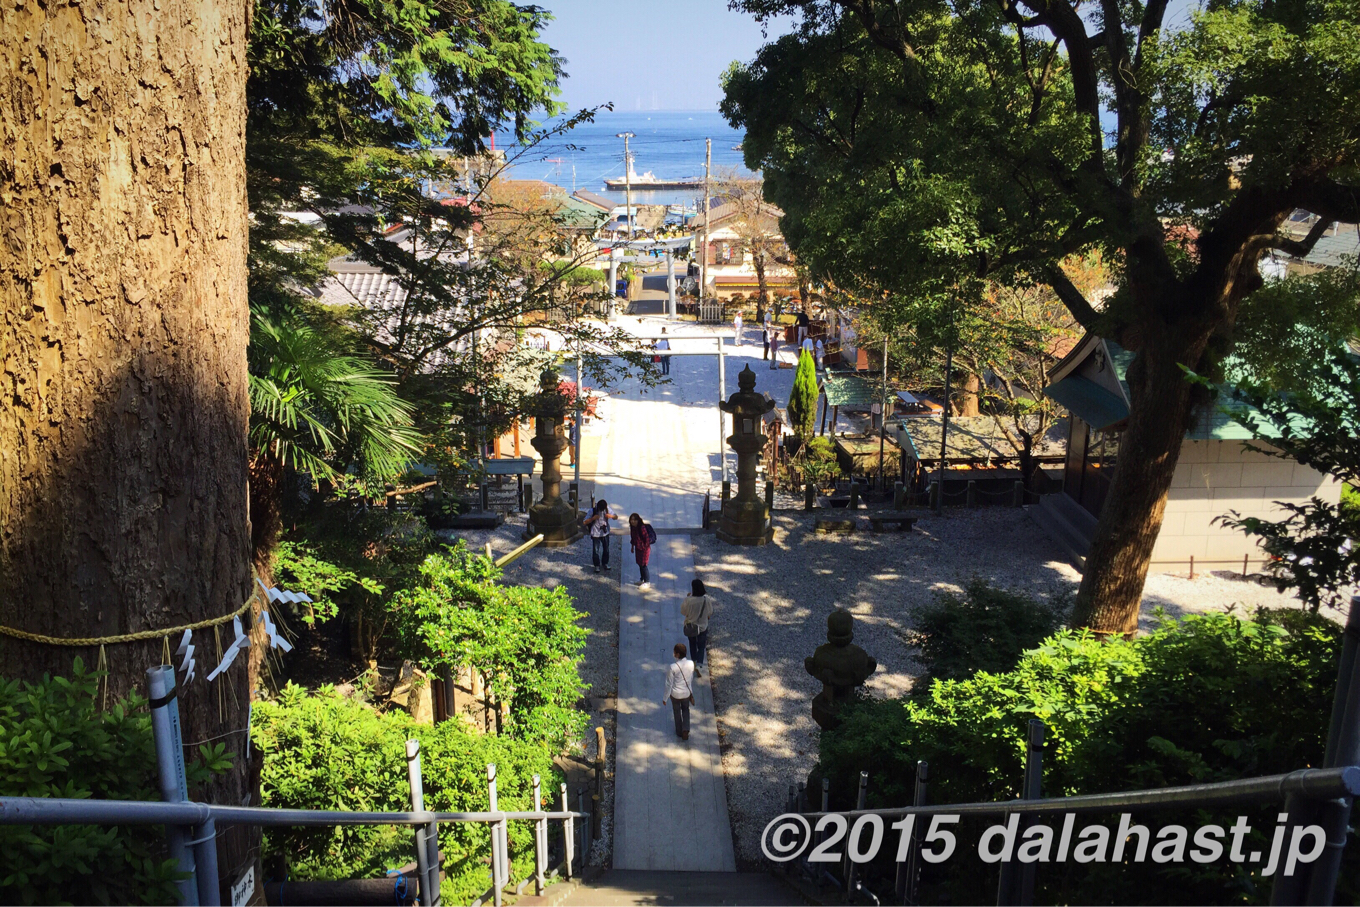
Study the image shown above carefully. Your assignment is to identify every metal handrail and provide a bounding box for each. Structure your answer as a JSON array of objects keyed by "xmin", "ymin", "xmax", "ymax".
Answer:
[
  {"xmin": 0, "ymin": 797, "xmax": 587, "ymax": 827},
  {"xmin": 791, "ymin": 766, "xmax": 1360, "ymax": 821}
]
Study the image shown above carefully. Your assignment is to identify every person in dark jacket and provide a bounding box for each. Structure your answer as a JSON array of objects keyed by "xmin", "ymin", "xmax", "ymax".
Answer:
[{"xmin": 628, "ymin": 512, "xmax": 654, "ymax": 589}]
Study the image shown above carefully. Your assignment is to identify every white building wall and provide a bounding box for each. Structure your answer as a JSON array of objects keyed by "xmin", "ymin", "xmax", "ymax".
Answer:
[{"xmin": 1152, "ymin": 439, "xmax": 1342, "ymax": 568}]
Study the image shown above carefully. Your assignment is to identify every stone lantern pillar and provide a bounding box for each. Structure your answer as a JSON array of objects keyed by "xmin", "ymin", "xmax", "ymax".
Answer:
[
  {"xmin": 717, "ymin": 365, "xmax": 776, "ymax": 546},
  {"xmin": 526, "ymin": 367, "xmax": 583, "ymax": 546},
  {"xmin": 804, "ymin": 610, "xmax": 877, "ymax": 730}
]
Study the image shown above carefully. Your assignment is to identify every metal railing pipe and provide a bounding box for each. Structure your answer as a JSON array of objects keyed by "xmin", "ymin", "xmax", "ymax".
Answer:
[
  {"xmin": 189, "ymin": 817, "xmax": 221, "ymax": 907},
  {"xmin": 792, "ymin": 766, "xmax": 1360, "ymax": 821},
  {"xmin": 0, "ymin": 796, "xmax": 589, "ymax": 827},
  {"xmin": 561, "ymin": 783, "xmax": 574, "ymax": 881},
  {"xmin": 406, "ymin": 740, "xmax": 439, "ymax": 906},
  {"xmin": 1272, "ymin": 597, "xmax": 1360, "ymax": 906},
  {"xmin": 147, "ymin": 665, "xmax": 198, "ymax": 906},
  {"xmin": 487, "ymin": 764, "xmax": 504, "ymax": 907},
  {"xmin": 845, "ymin": 771, "xmax": 868, "ymax": 895},
  {"xmin": 898, "ymin": 760, "xmax": 928, "ymax": 906},
  {"xmin": 532, "ymin": 775, "xmax": 546, "ymax": 896}
]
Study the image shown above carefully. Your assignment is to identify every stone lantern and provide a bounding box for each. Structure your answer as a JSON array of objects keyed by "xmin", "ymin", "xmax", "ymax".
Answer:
[
  {"xmin": 804, "ymin": 609, "xmax": 878, "ymax": 730},
  {"xmin": 717, "ymin": 365, "xmax": 776, "ymax": 546},
  {"xmin": 525, "ymin": 367, "xmax": 583, "ymax": 547}
]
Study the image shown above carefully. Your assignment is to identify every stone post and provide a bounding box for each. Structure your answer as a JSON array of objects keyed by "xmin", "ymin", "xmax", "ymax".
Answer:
[
  {"xmin": 526, "ymin": 368, "xmax": 583, "ymax": 547},
  {"xmin": 717, "ymin": 365, "xmax": 776, "ymax": 545}
]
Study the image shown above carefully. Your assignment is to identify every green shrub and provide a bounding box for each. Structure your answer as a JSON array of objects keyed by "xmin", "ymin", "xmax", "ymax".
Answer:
[
  {"xmin": 813, "ymin": 609, "xmax": 1343, "ymax": 904},
  {"xmin": 253, "ymin": 684, "xmax": 561, "ymax": 903},
  {"xmin": 787, "ymin": 349, "xmax": 819, "ymax": 440},
  {"xmin": 904, "ymin": 579, "xmax": 1069, "ymax": 683},
  {"xmin": 800, "ymin": 436, "xmax": 839, "ymax": 488},
  {"xmin": 0, "ymin": 660, "xmax": 181, "ymax": 905},
  {"xmin": 391, "ymin": 543, "xmax": 589, "ymax": 748}
]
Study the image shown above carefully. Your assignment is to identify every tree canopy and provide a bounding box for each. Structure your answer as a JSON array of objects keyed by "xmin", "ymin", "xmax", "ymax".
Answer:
[{"xmin": 724, "ymin": 0, "xmax": 1360, "ymax": 633}]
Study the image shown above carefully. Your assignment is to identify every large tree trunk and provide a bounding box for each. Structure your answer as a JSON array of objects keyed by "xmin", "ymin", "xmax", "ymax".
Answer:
[
  {"xmin": 0, "ymin": 0, "xmax": 255, "ymax": 898},
  {"xmin": 1069, "ymin": 322, "xmax": 1212, "ymax": 635},
  {"xmin": 753, "ymin": 250, "xmax": 770, "ymax": 309},
  {"xmin": 954, "ymin": 372, "xmax": 981, "ymax": 417}
]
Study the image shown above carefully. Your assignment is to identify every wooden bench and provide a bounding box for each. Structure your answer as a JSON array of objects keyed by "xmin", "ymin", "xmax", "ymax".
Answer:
[{"xmin": 868, "ymin": 511, "xmax": 918, "ymax": 533}]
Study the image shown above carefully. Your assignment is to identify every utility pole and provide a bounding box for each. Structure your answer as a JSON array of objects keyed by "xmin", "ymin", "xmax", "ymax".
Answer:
[
  {"xmin": 878, "ymin": 333, "xmax": 888, "ymax": 490},
  {"xmin": 934, "ymin": 296, "xmax": 957, "ymax": 513},
  {"xmin": 617, "ymin": 132, "xmax": 635, "ymax": 238},
  {"xmin": 700, "ymin": 138, "xmax": 711, "ymax": 308}
]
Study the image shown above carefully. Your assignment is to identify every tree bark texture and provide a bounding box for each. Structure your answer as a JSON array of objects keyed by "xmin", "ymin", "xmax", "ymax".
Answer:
[
  {"xmin": 753, "ymin": 250, "xmax": 769, "ymax": 308},
  {"xmin": 1069, "ymin": 319, "xmax": 1213, "ymax": 636},
  {"xmin": 0, "ymin": 0, "xmax": 254, "ymax": 895},
  {"xmin": 954, "ymin": 372, "xmax": 981, "ymax": 417}
]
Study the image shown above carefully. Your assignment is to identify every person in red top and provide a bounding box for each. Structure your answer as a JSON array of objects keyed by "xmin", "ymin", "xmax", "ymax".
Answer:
[{"xmin": 628, "ymin": 512, "xmax": 655, "ymax": 589}]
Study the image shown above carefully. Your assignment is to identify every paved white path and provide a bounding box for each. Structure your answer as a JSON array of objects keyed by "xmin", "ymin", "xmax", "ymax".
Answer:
[{"xmin": 589, "ymin": 322, "xmax": 752, "ymax": 871}]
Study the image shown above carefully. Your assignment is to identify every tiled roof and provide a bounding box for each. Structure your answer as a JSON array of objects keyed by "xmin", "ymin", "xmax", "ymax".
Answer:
[
  {"xmin": 319, "ymin": 269, "xmax": 408, "ymax": 309},
  {"xmin": 572, "ymin": 189, "xmax": 614, "ymax": 211},
  {"xmin": 1300, "ymin": 224, "xmax": 1360, "ymax": 269}
]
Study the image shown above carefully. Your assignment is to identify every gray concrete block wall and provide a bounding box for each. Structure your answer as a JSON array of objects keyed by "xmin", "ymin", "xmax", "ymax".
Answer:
[{"xmin": 1152, "ymin": 440, "xmax": 1341, "ymax": 567}]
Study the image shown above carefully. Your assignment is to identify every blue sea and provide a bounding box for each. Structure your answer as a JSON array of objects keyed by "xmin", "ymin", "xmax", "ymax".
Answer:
[{"xmin": 493, "ymin": 109, "xmax": 754, "ymax": 207}]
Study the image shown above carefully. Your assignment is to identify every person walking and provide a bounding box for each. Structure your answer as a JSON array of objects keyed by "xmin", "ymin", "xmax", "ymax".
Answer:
[
  {"xmin": 762, "ymin": 323, "xmax": 771, "ymax": 360},
  {"xmin": 769, "ymin": 328, "xmax": 780, "ymax": 370},
  {"xmin": 629, "ymin": 512, "xmax": 655, "ymax": 588},
  {"xmin": 662, "ymin": 642, "xmax": 696, "ymax": 740},
  {"xmin": 655, "ymin": 328, "xmax": 671, "ymax": 376},
  {"xmin": 796, "ymin": 309, "xmax": 811, "ymax": 346},
  {"xmin": 566, "ymin": 418, "xmax": 579, "ymax": 466},
  {"xmin": 681, "ymin": 579, "xmax": 713, "ymax": 677},
  {"xmin": 584, "ymin": 500, "xmax": 620, "ymax": 573},
  {"xmin": 732, "ymin": 311, "xmax": 743, "ymax": 348},
  {"xmin": 814, "ymin": 337, "xmax": 825, "ymax": 372}
]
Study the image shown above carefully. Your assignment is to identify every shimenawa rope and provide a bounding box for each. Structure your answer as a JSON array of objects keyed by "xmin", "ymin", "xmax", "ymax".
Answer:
[{"xmin": 0, "ymin": 588, "xmax": 259, "ymax": 647}]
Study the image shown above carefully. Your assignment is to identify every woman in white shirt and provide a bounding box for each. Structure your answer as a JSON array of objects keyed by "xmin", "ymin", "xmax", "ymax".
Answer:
[
  {"xmin": 680, "ymin": 579, "xmax": 713, "ymax": 676},
  {"xmin": 662, "ymin": 642, "xmax": 696, "ymax": 739}
]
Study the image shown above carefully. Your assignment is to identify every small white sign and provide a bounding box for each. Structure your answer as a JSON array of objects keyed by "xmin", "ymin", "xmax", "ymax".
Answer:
[{"xmin": 231, "ymin": 866, "xmax": 255, "ymax": 907}]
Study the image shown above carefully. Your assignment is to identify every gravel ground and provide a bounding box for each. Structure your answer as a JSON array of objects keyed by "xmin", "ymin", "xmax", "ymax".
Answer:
[
  {"xmin": 449, "ymin": 513, "xmax": 620, "ymax": 866},
  {"xmin": 690, "ymin": 505, "xmax": 1326, "ymax": 866}
]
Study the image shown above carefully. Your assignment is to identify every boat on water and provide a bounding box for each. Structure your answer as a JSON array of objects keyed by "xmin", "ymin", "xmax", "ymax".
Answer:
[{"xmin": 603, "ymin": 169, "xmax": 703, "ymax": 190}]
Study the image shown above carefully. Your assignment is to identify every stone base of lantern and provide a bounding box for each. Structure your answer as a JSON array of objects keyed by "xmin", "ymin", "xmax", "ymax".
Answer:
[
  {"xmin": 526, "ymin": 499, "xmax": 583, "ymax": 547},
  {"xmin": 716, "ymin": 499, "xmax": 774, "ymax": 546}
]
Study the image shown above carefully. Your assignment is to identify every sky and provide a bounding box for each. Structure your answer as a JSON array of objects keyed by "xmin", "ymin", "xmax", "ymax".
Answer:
[{"xmin": 537, "ymin": 0, "xmax": 794, "ymax": 112}]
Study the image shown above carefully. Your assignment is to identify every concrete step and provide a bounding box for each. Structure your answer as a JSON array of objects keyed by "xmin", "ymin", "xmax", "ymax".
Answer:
[
  {"xmin": 556, "ymin": 870, "xmax": 800, "ymax": 906},
  {"xmin": 1026, "ymin": 493, "xmax": 1095, "ymax": 571}
]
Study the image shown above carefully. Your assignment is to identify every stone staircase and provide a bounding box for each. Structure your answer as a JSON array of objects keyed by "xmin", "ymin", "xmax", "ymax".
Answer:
[
  {"xmin": 1026, "ymin": 492, "xmax": 1097, "ymax": 570},
  {"xmin": 554, "ymin": 870, "xmax": 802, "ymax": 906}
]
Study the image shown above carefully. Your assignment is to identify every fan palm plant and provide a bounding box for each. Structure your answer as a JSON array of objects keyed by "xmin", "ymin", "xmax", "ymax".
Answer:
[{"xmin": 248, "ymin": 311, "xmax": 423, "ymax": 559}]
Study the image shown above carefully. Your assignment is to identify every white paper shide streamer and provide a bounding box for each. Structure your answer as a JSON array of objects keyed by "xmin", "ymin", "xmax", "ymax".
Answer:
[
  {"xmin": 196, "ymin": 580, "xmax": 311, "ymax": 683},
  {"xmin": 206, "ymin": 616, "xmax": 251, "ymax": 683},
  {"xmin": 175, "ymin": 629, "xmax": 196, "ymax": 684}
]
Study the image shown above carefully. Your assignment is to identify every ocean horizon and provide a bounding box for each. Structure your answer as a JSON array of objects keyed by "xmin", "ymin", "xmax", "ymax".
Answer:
[{"xmin": 494, "ymin": 108, "xmax": 756, "ymax": 207}]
